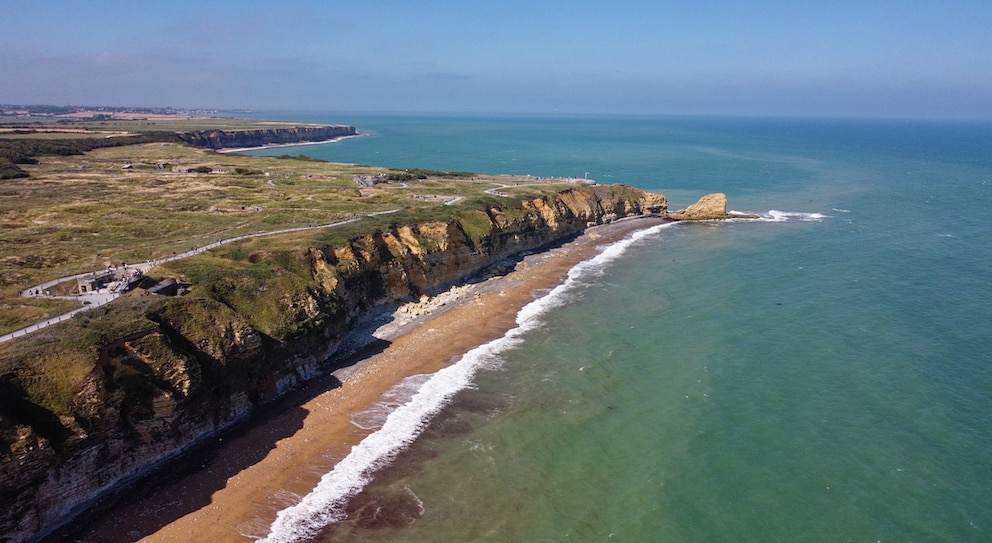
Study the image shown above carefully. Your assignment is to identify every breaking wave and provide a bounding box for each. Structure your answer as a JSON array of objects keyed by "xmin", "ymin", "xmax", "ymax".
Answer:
[
  {"xmin": 762, "ymin": 210, "xmax": 828, "ymax": 222},
  {"xmin": 258, "ymin": 221, "xmax": 677, "ymax": 542}
]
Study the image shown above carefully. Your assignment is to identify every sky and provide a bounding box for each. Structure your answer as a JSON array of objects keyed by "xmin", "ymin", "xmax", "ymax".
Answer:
[{"xmin": 1, "ymin": 1, "xmax": 990, "ymax": 119}]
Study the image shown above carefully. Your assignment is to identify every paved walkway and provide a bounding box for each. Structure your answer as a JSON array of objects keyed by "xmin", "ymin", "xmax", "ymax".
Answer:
[
  {"xmin": 1, "ymin": 176, "xmax": 589, "ymax": 344},
  {"xmin": 1, "ymin": 216, "xmax": 370, "ymax": 345}
]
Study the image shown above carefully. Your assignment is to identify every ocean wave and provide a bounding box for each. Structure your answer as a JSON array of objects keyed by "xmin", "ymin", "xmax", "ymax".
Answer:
[
  {"xmin": 258, "ymin": 221, "xmax": 677, "ymax": 543},
  {"xmin": 350, "ymin": 374, "xmax": 433, "ymax": 431},
  {"xmin": 761, "ymin": 210, "xmax": 829, "ymax": 222}
]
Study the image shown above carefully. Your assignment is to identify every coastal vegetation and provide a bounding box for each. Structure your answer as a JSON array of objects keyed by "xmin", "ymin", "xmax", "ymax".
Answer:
[
  {"xmin": 0, "ymin": 112, "xmax": 670, "ymax": 541},
  {"xmin": 0, "ymin": 134, "xmax": 162, "ymax": 178},
  {"xmin": 0, "ymin": 117, "xmax": 659, "ymax": 420},
  {"xmin": 0, "ymin": 119, "xmax": 585, "ymax": 336}
]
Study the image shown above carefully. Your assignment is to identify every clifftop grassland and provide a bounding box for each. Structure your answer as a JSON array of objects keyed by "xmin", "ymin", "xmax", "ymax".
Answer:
[
  {"xmin": 0, "ymin": 119, "xmax": 587, "ymax": 335},
  {"xmin": 0, "ymin": 116, "xmax": 669, "ymax": 541},
  {"xmin": 0, "ymin": 115, "xmax": 664, "ymax": 423}
]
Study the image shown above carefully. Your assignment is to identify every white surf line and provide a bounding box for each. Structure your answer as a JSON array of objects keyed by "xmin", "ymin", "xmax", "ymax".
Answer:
[
  {"xmin": 762, "ymin": 210, "xmax": 829, "ymax": 222},
  {"xmin": 259, "ymin": 220, "xmax": 679, "ymax": 543},
  {"xmin": 218, "ymin": 133, "xmax": 366, "ymax": 154}
]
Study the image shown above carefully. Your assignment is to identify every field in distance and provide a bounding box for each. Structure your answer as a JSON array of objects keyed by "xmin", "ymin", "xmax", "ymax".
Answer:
[{"xmin": 0, "ymin": 115, "xmax": 579, "ymax": 335}]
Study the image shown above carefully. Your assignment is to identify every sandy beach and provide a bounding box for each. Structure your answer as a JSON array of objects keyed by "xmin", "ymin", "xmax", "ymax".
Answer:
[{"xmin": 58, "ymin": 215, "xmax": 669, "ymax": 543}]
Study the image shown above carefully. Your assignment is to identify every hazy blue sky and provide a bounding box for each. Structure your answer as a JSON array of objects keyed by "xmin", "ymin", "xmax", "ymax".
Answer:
[{"xmin": 2, "ymin": 1, "xmax": 989, "ymax": 118}]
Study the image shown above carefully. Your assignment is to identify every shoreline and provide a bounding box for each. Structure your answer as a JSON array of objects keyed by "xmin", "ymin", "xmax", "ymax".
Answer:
[
  {"xmin": 217, "ymin": 133, "xmax": 366, "ymax": 154},
  {"xmin": 53, "ymin": 216, "xmax": 671, "ymax": 543}
]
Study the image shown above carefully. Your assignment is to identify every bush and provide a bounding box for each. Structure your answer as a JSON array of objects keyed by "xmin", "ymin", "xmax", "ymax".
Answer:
[
  {"xmin": 273, "ymin": 154, "xmax": 326, "ymax": 162},
  {"xmin": 0, "ymin": 135, "xmax": 162, "ymax": 166},
  {"xmin": 387, "ymin": 172, "xmax": 417, "ymax": 182},
  {"xmin": 387, "ymin": 168, "xmax": 477, "ymax": 181},
  {"xmin": 0, "ymin": 159, "xmax": 28, "ymax": 179}
]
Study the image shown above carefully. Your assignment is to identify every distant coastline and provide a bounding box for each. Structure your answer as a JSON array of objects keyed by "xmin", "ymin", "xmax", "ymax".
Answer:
[
  {"xmin": 218, "ymin": 132, "xmax": 366, "ymax": 153},
  {"xmin": 174, "ymin": 124, "xmax": 357, "ymax": 151}
]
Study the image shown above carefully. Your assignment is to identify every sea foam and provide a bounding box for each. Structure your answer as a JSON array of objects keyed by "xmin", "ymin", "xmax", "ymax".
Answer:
[
  {"xmin": 763, "ymin": 210, "xmax": 828, "ymax": 222},
  {"xmin": 724, "ymin": 210, "xmax": 828, "ymax": 223},
  {"xmin": 259, "ymin": 222, "xmax": 676, "ymax": 542},
  {"xmin": 350, "ymin": 374, "xmax": 433, "ymax": 431}
]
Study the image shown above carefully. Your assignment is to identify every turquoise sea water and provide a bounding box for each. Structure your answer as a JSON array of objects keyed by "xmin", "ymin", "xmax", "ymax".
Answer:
[{"xmin": 247, "ymin": 115, "xmax": 992, "ymax": 542}]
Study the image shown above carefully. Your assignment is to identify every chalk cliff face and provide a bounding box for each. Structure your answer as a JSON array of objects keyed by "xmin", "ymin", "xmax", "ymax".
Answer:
[
  {"xmin": 0, "ymin": 185, "xmax": 665, "ymax": 542},
  {"xmin": 175, "ymin": 125, "xmax": 357, "ymax": 149}
]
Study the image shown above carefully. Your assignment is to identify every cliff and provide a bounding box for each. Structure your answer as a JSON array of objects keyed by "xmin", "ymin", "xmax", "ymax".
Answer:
[
  {"xmin": 174, "ymin": 125, "xmax": 357, "ymax": 150},
  {"xmin": 0, "ymin": 185, "xmax": 665, "ymax": 542}
]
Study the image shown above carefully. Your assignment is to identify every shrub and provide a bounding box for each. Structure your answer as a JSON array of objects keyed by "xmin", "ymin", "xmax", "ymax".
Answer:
[{"xmin": 0, "ymin": 159, "xmax": 28, "ymax": 179}]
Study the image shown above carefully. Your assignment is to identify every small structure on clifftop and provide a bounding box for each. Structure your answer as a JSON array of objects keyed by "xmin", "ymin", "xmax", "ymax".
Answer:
[
  {"xmin": 146, "ymin": 278, "xmax": 180, "ymax": 296},
  {"xmin": 353, "ymin": 174, "xmax": 388, "ymax": 187},
  {"xmin": 77, "ymin": 267, "xmax": 143, "ymax": 293}
]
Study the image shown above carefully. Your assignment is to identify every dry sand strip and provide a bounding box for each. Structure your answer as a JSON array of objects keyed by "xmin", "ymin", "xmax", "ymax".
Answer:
[{"xmin": 63, "ymin": 216, "xmax": 669, "ymax": 543}]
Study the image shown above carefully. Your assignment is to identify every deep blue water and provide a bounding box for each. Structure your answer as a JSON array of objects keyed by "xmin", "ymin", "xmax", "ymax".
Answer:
[{"xmin": 248, "ymin": 114, "xmax": 992, "ymax": 542}]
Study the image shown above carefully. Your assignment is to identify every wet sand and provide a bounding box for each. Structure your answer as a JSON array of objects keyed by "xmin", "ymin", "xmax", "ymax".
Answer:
[{"xmin": 61, "ymin": 216, "xmax": 669, "ymax": 543}]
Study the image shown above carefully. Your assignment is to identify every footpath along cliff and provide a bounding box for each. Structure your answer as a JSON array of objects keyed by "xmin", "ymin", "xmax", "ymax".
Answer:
[{"xmin": 0, "ymin": 185, "xmax": 666, "ymax": 542}]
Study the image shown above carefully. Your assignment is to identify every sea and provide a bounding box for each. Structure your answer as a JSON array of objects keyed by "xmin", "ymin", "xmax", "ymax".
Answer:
[{"xmin": 240, "ymin": 114, "xmax": 992, "ymax": 542}]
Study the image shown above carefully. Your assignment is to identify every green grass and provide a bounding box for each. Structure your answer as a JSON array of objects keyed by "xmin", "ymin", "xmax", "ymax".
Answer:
[
  {"xmin": 0, "ymin": 119, "xmax": 586, "ymax": 337},
  {"xmin": 455, "ymin": 209, "xmax": 495, "ymax": 246},
  {"xmin": 0, "ymin": 116, "xmax": 663, "ymax": 445},
  {"xmin": 0, "ymin": 294, "xmax": 163, "ymax": 415}
]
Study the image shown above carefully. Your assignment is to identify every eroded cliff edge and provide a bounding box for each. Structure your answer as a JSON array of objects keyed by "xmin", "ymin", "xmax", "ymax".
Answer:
[
  {"xmin": 0, "ymin": 185, "xmax": 665, "ymax": 542},
  {"xmin": 175, "ymin": 125, "xmax": 358, "ymax": 150}
]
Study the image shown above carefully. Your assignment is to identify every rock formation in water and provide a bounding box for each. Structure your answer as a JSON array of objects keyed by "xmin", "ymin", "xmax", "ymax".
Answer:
[
  {"xmin": 0, "ymin": 185, "xmax": 665, "ymax": 542},
  {"xmin": 669, "ymin": 192, "xmax": 759, "ymax": 220}
]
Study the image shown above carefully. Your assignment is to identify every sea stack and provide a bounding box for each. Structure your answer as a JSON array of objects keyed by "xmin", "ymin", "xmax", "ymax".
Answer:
[{"xmin": 669, "ymin": 193, "xmax": 759, "ymax": 220}]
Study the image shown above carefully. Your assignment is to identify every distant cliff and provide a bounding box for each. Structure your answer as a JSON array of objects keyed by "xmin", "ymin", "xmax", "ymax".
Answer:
[
  {"xmin": 0, "ymin": 184, "xmax": 666, "ymax": 542},
  {"xmin": 175, "ymin": 125, "xmax": 357, "ymax": 150}
]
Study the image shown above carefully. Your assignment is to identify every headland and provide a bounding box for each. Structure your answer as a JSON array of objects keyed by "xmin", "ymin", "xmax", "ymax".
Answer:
[
  {"xmin": 0, "ymin": 110, "xmax": 678, "ymax": 542},
  {"xmin": 48, "ymin": 215, "xmax": 672, "ymax": 543}
]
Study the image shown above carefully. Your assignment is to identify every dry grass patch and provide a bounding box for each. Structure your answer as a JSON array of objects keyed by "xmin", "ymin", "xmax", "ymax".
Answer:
[{"xmin": 0, "ymin": 139, "xmax": 505, "ymax": 334}]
